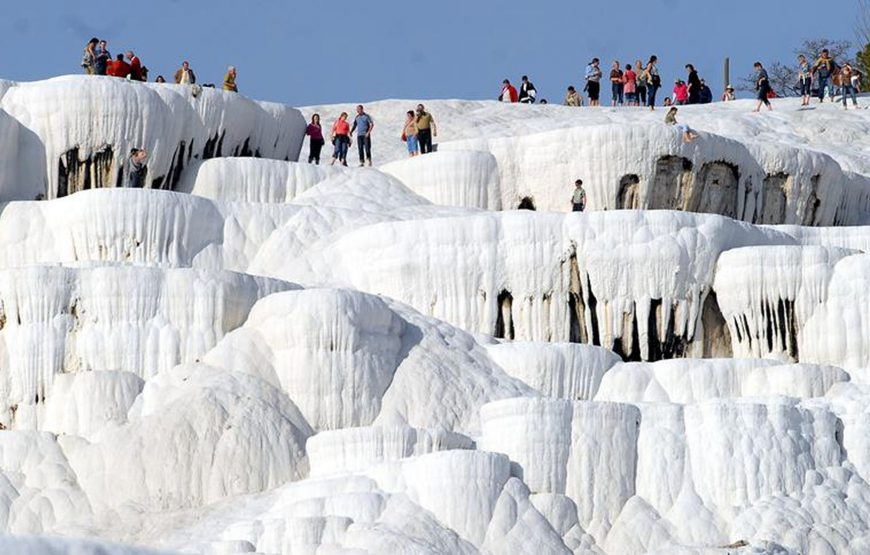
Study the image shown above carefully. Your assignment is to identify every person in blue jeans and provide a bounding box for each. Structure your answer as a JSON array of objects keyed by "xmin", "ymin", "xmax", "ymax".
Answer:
[
  {"xmin": 644, "ymin": 55, "xmax": 660, "ymax": 110},
  {"xmin": 351, "ymin": 105, "xmax": 375, "ymax": 166},
  {"xmin": 812, "ymin": 49, "xmax": 837, "ymax": 103},
  {"xmin": 841, "ymin": 62, "xmax": 859, "ymax": 109}
]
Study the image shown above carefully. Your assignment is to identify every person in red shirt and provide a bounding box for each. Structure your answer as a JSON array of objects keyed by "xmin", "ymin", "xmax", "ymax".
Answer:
[
  {"xmin": 126, "ymin": 51, "xmax": 143, "ymax": 81},
  {"xmin": 111, "ymin": 54, "xmax": 131, "ymax": 79},
  {"xmin": 499, "ymin": 79, "xmax": 518, "ymax": 103},
  {"xmin": 673, "ymin": 80, "xmax": 689, "ymax": 105}
]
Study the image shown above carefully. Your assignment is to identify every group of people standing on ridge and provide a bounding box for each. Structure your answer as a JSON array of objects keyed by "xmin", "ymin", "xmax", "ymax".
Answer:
[
  {"xmin": 796, "ymin": 49, "xmax": 862, "ymax": 109},
  {"xmin": 81, "ymin": 38, "xmax": 240, "ymax": 93},
  {"xmin": 501, "ymin": 52, "xmax": 862, "ymax": 111},
  {"xmin": 303, "ymin": 104, "xmax": 437, "ymax": 166}
]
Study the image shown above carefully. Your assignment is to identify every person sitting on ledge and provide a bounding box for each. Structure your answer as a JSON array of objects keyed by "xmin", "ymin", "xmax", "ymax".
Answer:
[{"xmin": 665, "ymin": 107, "xmax": 699, "ymax": 143}]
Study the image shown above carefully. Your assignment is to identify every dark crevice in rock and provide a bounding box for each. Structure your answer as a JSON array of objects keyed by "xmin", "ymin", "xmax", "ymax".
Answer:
[
  {"xmin": 495, "ymin": 290, "xmax": 515, "ymax": 340},
  {"xmin": 518, "ymin": 197, "xmax": 536, "ymax": 211}
]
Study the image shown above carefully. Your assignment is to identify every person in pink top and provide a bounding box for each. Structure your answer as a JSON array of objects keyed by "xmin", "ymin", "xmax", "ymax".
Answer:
[
  {"xmin": 305, "ymin": 114, "xmax": 325, "ymax": 164},
  {"xmin": 330, "ymin": 112, "xmax": 351, "ymax": 166},
  {"xmin": 623, "ymin": 64, "xmax": 638, "ymax": 106},
  {"xmin": 673, "ymin": 80, "xmax": 689, "ymax": 105}
]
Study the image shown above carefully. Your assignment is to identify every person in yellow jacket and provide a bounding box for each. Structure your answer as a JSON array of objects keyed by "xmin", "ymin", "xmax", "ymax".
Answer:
[{"xmin": 223, "ymin": 66, "xmax": 238, "ymax": 92}]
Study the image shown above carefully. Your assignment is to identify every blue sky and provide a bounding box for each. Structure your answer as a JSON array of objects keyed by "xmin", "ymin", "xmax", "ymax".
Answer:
[{"xmin": 0, "ymin": 0, "xmax": 863, "ymax": 106}]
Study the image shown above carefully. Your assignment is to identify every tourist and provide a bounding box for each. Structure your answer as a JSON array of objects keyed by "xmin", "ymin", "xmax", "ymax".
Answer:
[
  {"xmin": 126, "ymin": 51, "xmax": 144, "ymax": 81},
  {"xmin": 564, "ymin": 86, "xmax": 583, "ymax": 106},
  {"xmin": 812, "ymin": 49, "xmax": 837, "ymax": 103},
  {"xmin": 499, "ymin": 79, "xmax": 518, "ymax": 102},
  {"xmin": 174, "ymin": 61, "xmax": 196, "ymax": 84},
  {"xmin": 403, "ymin": 111, "xmax": 418, "ymax": 157},
  {"xmin": 155, "ymin": 75, "xmax": 166, "ymax": 83},
  {"xmin": 415, "ymin": 104, "xmax": 436, "ymax": 154},
  {"xmin": 635, "ymin": 59, "xmax": 648, "ymax": 106},
  {"xmin": 223, "ymin": 66, "xmax": 238, "ymax": 92},
  {"xmin": 571, "ymin": 179, "xmax": 586, "ymax": 212},
  {"xmin": 797, "ymin": 54, "xmax": 812, "ymax": 106},
  {"xmin": 664, "ymin": 107, "xmax": 699, "ymax": 143},
  {"xmin": 644, "ymin": 55, "xmax": 661, "ymax": 110},
  {"xmin": 841, "ymin": 62, "xmax": 859, "ymax": 109},
  {"xmin": 663, "ymin": 96, "xmax": 673, "ymax": 107},
  {"xmin": 111, "ymin": 54, "xmax": 131, "ymax": 79},
  {"xmin": 305, "ymin": 114, "xmax": 325, "ymax": 164},
  {"xmin": 610, "ymin": 61, "xmax": 624, "ymax": 106},
  {"xmin": 673, "ymin": 80, "xmax": 688, "ymax": 105},
  {"xmin": 753, "ymin": 62, "xmax": 773, "ymax": 112},
  {"xmin": 623, "ymin": 64, "xmax": 638, "ymax": 106},
  {"xmin": 351, "ymin": 104, "xmax": 375, "ymax": 166},
  {"xmin": 128, "ymin": 148, "xmax": 148, "ymax": 188},
  {"xmin": 519, "ymin": 75, "xmax": 537, "ymax": 104},
  {"xmin": 81, "ymin": 38, "xmax": 98, "ymax": 75},
  {"xmin": 330, "ymin": 112, "xmax": 351, "ymax": 166},
  {"xmin": 722, "ymin": 85, "xmax": 736, "ymax": 101},
  {"xmin": 686, "ymin": 64, "xmax": 701, "ymax": 104},
  {"xmin": 699, "ymin": 80, "xmax": 713, "ymax": 104},
  {"xmin": 94, "ymin": 40, "xmax": 110, "ymax": 76},
  {"xmin": 585, "ymin": 58, "xmax": 602, "ymax": 106}
]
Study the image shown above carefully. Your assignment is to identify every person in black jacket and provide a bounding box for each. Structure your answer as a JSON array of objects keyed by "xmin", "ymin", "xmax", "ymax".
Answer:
[
  {"xmin": 699, "ymin": 79, "xmax": 713, "ymax": 104},
  {"xmin": 685, "ymin": 64, "xmax": 701, "ymax": 104},
  {"xmin": 518, "ymin": 75, "xmax": 537, "ymax": 104}
]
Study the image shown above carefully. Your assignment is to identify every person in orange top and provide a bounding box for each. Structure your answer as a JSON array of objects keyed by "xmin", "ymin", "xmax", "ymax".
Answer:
[
  {"xmin": 111, "ymin": 54, "xmax": 131, "ymax": 78},
  {"xmin": 330, "ymin": 112, "xmax": 351, "ymax": 166}
]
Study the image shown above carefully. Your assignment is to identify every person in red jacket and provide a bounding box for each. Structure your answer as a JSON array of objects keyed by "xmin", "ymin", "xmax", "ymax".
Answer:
[
  {"xmin": 126, "ymin": 51, "xmax": 143, "ymax": 81},
  {"xmin": 499, "ymin": 79, "xmax": 518, "ymax": 103},
  {"xmin": 112, "ymin": 54, "xmax": 131, "ymax": 79}
]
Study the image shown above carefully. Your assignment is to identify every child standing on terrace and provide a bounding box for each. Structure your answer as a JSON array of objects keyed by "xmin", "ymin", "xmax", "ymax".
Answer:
[{"xmin": 571, "ymin": 180, "xmax": 587, "ymax": 212}]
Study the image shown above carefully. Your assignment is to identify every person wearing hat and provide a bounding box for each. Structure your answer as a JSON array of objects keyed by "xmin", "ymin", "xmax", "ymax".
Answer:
[
  {"xmin": 584, "ymin": 58, "xmax": 602, "ymax": 106},
  {"xmin": 722, "ymin": 85, "xmax": 736, "ymax": 101}
]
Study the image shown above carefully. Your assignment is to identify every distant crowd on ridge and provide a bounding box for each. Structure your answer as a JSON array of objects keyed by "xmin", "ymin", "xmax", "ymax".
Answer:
[
  {"xmin": 81, "ymin": 38, "xmax": 239, "ymax": 93},
  {"xmin": 75, "ymin": 38, "xmax": 865, "ymax": 187},
  {"xmin": 499, "ymin": 52, "xmax": 863, "ymax": 111}
]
